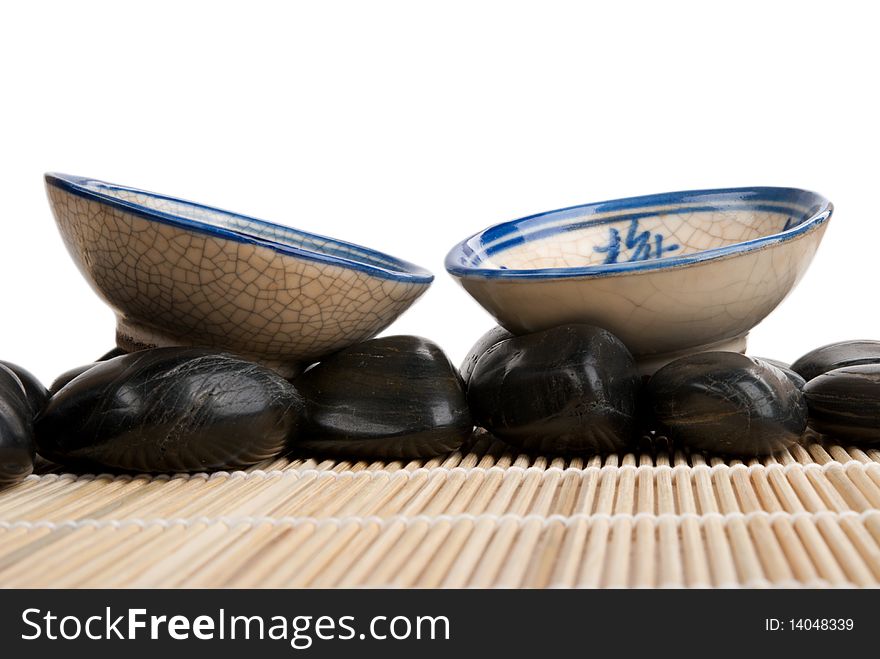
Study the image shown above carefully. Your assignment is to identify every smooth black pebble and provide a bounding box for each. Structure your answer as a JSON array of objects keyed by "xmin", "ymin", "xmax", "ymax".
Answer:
[
  {"xmin": 753, "ymin": 357, "xmax": 806, "ymax": 390},
  {"xmin": 36, "ymin": 348, "xmax": 304, "ymax": 472},
  {"xmin": 296, "ymin": 336, "xmax": 473, "ymax": 459},
  {"xmin": 646, "ymin": 352, "xmax": 807, "ymax": 457},
  {"xmin": 0, "ymin": 364, "xmax": 35, "ymax": 485},
  {"xmin": 459, "ymin": 326, "xmax": 513, "ymax": 385},
  {"xmin": 467, "ymin": 324, "xmax": 640, "ymax": 454},
  {"xmin": 791, "ymin": 340, "xmax": 880, "ymax": 382},
  {"xmin": 48, "ymin": 348, "xmax": 131, "ymax": 394},
  {"xmin": 49, "ymin": 364, "xmax": 94, "ymax": 395},
  {"xmin": 803, "ymin": 364, "xmax": 880, "ymax": 444},
  {"xmin": 0, "ymin": 360, "xmax": 49, "ymax": 415},
  {"xmin": 99, "ymin": 347, "xmax": 128, "ymax": 361}
]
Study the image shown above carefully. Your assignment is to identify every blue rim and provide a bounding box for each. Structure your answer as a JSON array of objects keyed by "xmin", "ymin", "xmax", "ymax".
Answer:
[
  {"xmin": 445, "ymin": 187, "xmax": 832, "ymax": 280},
  {"xmin": 45, "ymin": 173, "xmax": 434, "ymax": 284}
]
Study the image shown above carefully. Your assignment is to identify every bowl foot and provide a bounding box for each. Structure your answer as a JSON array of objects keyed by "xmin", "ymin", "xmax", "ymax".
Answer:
[
  {"xmin": 635, "ymin": 334, "xmax": 748, "ymax": 376},
  {"xmin": 115, "ymin": 321, "xmax": 305, "ymax": 379}
]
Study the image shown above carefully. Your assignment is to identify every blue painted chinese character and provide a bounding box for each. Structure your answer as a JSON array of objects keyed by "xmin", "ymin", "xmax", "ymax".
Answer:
[{"xmin": 593, "ymin": 219, "xmax": 679, "ymax": 264}]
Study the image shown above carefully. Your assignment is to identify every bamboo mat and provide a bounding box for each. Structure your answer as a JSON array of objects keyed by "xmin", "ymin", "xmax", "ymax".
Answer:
[{"xmin": 1, "ymin": 431, "xmax": 880, "ymax": 588}]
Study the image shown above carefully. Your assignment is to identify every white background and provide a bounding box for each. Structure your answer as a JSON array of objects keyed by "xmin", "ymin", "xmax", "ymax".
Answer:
[{"xmin": 1, "ymin": 0, "xmax": 878, "ymax": 385}]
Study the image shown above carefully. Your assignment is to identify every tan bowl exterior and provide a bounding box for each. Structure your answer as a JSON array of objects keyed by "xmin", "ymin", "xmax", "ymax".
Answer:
[
  {"xmin": 455, "ymin": 221, "xmax": 828, "ymax": 373},
  {"xmin": 47, "ymin": 181, "xmax": 430, "ymax": 373}
]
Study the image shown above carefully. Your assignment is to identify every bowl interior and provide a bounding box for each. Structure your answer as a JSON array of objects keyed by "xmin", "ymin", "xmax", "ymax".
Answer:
[
  {"xmin": 59, "ymin": 176, "xmax": 431, "ymax": 281},
  {"xmin": 453, "ymin": 188, "xmax": 829, "ymax": 273}
]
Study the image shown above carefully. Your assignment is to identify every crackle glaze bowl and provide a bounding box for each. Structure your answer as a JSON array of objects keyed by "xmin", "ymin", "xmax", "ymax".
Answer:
[
  {"xmin": 45, "ymin": 173, "xmax": 433, "ymax": 374},
  {"xmin": 446, "ymin": 187, "xmax": 832, "ymax": 374}
]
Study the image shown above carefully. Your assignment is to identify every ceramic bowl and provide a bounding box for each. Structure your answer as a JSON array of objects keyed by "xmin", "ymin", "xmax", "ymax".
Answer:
[
  {"xmin": 446, "ymin": 187, "xmax": 832, "ymax": 373},
  {"xmin": 46, "ymin": 173, "xmax": 433, "ymax": 374}
]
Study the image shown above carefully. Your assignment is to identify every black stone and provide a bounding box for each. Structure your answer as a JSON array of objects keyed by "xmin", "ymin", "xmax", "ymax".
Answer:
[
  {"xmin": 460, "ymin": 326, "xmax": 513, "ymax": 385},
  {"xmin": 99, "ymin": 347, "xmax": 128, "ymax": 361},
  {"xmin": 0, "ymin": 361, "xmax": 49, "ymax": 416},
  {"xmin": 803, "ymin": 364, "xmax": 880, "ymax": 444},
  {"xmin": 0, "ymin": 364, "xmax": 35, "ymax": 486},
  {"xmin": 646, "ymin": 352, "xmax": 807, "ymax": 457},
  {"xmin": 48, "ymin": 348, "xmax": 133, "ymax": 395},
  {"xmin": 36, "ymin": 348, "xmax": 304, "ymax": 473},
  {"xmin": 753, "ymin": 357, "xmax": 806, "ymax": 390},
  {"xmin": 791, "ymin": 340, "xmax": 880, "ymax": 382},
  {"xmin": 467, "ymin": 324, "xmax": 640, "ymax": 454},
  {"xmin": 296, "ymin": 336, "xmax": 472, "ymax": 459},
  {"xmin": 49, "ymin": 363, "xmax": 96, "ymax": 395}
]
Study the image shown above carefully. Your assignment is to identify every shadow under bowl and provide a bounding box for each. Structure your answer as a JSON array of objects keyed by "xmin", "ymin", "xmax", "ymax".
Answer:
[
  {"xmin": 446, "ymin": 187, "xmax": 832, "ymax": 374},
  {"xmin": 46, "ymin": 173, "xmax": 433, "ymax": 374}
]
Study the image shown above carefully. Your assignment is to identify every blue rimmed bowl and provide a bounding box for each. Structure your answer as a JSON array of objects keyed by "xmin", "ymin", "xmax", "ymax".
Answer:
[
  {"xmin": 446, "ymin": 187, "xmax": 832, "ymax": 374},
  {"xmin": 46, "ymin": 173, "xmax": 433, "ymax": 374}
]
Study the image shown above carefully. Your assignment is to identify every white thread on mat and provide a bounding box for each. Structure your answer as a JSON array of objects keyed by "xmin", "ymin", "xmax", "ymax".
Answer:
[
  {"xmin": 18, "ymin": 457, "xmax": 880, "ymax": 485},
  {"xmin": 3, "ymin": 509, "xmax": 878, "ymax": 532},
  {"xmin": 670, "ymin": 464, "xmax": 694, "ymax": 478}
]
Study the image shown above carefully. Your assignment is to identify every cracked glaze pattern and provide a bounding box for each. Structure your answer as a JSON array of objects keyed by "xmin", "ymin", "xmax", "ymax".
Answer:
[
  {"xmin": 446, "ymin": 188, "xmax": 832, "ymax": 373},
  {"xmin": 45, "ymin": 175, "xmax": 432, "ymax": 372}
]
